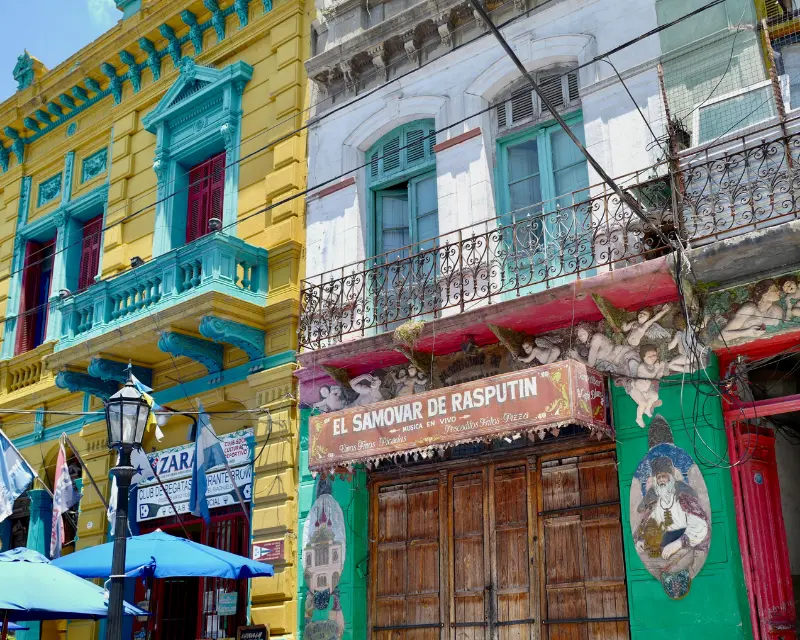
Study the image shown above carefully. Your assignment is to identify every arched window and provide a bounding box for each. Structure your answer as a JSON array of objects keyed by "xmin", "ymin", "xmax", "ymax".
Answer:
[{"xmin": 366, "ymin": 119, "xmax": 439, "ymax": 260}]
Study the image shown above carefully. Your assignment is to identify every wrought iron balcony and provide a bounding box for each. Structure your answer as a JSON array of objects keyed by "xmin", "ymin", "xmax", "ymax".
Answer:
[
  {"xmin": 300, "ymin": 116, "xmax": 800, "ymax": 348},
  {"xmin": 55, "ymin": 233, "xmax": 268, "ymax": 352}
]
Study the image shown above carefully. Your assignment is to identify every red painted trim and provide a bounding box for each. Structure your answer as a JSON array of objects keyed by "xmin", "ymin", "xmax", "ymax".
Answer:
[
  {"xmin": 727, "ymin": 421, "xmax": 761, "ymax": 640},
  {"xmin": 716, "ymin": 329, "xmax": 800, "ymax": 375},
  {"xmin": 432, "ymin": 128, "xmax": 482, "ymax": 153},
  {"xmin": 724, "ymin": 392, "xmax": 800, "ymax": 420},
  {"xmin": 315, "ymin": 177, "xmax": 356, "ymax": 199}
]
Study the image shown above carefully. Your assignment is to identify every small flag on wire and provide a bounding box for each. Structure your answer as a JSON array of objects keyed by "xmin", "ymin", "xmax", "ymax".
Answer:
[
  {"xmin": 130, "ymin": 372, "xmax": 166, "ymax": 441},
  {"xmin": 0, "ymin": 428, "xmax": 35, "ymax": 525},
  {"xmin": 50, "ymin": 438, "xmax": 79, "ymax": 559},
  {"xmin": 189, "ymin": 405, "xmax": 226, "ymax": 524},
  {"xmin": 107, "ymin": 447, "xmax": 156, "ymax": 535}
]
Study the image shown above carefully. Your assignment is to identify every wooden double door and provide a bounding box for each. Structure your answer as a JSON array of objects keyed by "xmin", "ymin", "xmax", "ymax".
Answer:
[{"xmin": 370, "ymin": 448, "xmax": 629, "ymax": 640}]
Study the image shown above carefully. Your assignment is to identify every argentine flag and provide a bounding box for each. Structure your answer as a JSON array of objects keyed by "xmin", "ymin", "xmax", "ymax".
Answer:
[
  {"xmin": 0, "ymin": 429, "xmax": 34, "ymax": 524},
  {"xmin": 189, "ymin": 405, "xmax": 226, "ymax": 523}
]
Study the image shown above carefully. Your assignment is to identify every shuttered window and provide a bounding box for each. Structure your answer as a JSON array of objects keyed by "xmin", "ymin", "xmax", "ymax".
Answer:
[
  {"xmin": 186, "ymin": 152, "xmax": 225, "ymax": 243},
  {"xmin": 367, "ymin": 120, "xmax": 436, "ymax": 186},
  {"xmin": 369, "ymin": 448, "xmax": 629, "ymax": 640},
  {"xmin": 78, "ymin": 216, "xmax": 103, "ymax": 291},
  {"xmin": 496, "ymin": 70, "xmax": 580, "ymax": 132},
  {"xmin": 16, "ymin": 239, "xmax": 55, "ymax": 355}
]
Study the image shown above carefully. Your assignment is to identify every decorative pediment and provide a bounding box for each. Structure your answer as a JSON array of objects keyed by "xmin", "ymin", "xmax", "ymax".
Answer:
[{"xmin": 142, "ymin": 59, "xmax": 253, "ymax": 133}]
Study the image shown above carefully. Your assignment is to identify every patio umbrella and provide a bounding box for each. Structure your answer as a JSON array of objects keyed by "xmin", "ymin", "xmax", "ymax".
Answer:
[
  {"xmin": 0, "ymin": 548, "xmax": 146, "ymax": 638},
  {"xmin": 52, "ymin": 530, "xmax": 274, "ymax": 580}
]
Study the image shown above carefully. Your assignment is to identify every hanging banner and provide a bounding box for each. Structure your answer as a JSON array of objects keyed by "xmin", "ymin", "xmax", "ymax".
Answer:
[
  {"xmin": 136, "ymin": 428, "xmax": 253, "ymax": 522},
  {"xmin": 309, "ymin": 360, "xmax": 608, "ymax": 471}
]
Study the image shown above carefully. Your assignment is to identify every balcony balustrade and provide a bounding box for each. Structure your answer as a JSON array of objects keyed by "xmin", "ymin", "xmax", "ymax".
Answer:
[
  {"xmin": 301, "ymin": 116, "xmax": 800, "ymax": 348},
  {"xmin": 55, "ymin": 233, "xmax": 268, "ymax": 351}
]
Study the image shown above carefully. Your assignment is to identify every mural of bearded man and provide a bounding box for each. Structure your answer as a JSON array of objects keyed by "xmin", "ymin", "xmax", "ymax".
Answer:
[{"xmin": 630, "ymin": 414, "xmax": 712, "ymax": 599}]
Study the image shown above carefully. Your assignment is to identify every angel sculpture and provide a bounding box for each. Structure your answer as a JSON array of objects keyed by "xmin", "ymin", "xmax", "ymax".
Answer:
[
  {"xmin": 623, "ymin": 305, "xmax": 672, "ymax": 347},
  {"xmin": 518, "ymin": 337, "xmax": 561, "ymax": 365}
]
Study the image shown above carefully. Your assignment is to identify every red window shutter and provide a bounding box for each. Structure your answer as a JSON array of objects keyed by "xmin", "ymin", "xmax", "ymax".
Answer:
[
  {"xmin": 208, "ymin": 153, "xmax": 226, "ymax": 229},
  {"xmin": 186, "ymin": 152, "xmax": 226, "ymax": 243},
  {"xmin": 78, "ymin": 216, "xmax": 103, "ymax": 291},
  {"xmin": 16, "ymin": 241, "xmax": 44, "ymax": 356}
]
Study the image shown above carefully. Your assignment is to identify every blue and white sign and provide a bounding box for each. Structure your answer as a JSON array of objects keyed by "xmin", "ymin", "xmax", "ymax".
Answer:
[{"xmin": 136, "ymin": 429, "xmax": 253, "ymax": 522}]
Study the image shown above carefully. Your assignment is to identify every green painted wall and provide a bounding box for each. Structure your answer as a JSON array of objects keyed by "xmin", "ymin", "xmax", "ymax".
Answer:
[
  {"xmin": 297, "ymin": 408, "xmax": 368, "ymax": 640},
  {"xmin": 611, "ymin": 358, "xmax": 753, "ymax": 638}
]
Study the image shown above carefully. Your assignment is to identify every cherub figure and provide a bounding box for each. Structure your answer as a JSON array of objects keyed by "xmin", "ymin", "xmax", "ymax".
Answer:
[
  {"xmin": 719, "ymin": 281, "xmax": 783, "ymax": 343},
  {"xmin": 622, "ymin": 305, "xmax": 672, "ymax": 347},
  {"xmin": 413, "ymin": 367, "xmax": 429, "ymax": 393},
  {"xmin": 391, "ymin": 366, "xmax": 418, "ymax": 397},
  {"xmin": 668, "ymin": 316, "xmax": 708, "ymax": 373},
  {"xmin": 349, "ymin": 373, "xmax": 384, "ymax": 407},
  {"xmin": 518, "ymin": 337, "xmax": 561, "ymax": 365},
  {"xmin": 628, "ymin": 345, "xmax": 669, "ymax": 428},
  {"xmin": 782, "ymin": 278, "xmax": 800, "ymax": 321},
  {"xmin": 313, "ymin": 385, "xmax": 347, "ymax": 412},
  {"xmin": 569, "ymin": 324, "xmax": 640, "ymax": 377}
]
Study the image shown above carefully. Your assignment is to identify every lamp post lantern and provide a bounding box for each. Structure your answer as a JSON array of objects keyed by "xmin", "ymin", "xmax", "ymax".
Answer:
[{"xmin": 104, "ymin": 371, "xmax": 151, "ymax": 640}]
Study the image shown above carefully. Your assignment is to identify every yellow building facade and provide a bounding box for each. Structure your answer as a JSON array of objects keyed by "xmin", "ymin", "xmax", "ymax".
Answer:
[{"xmin": 0, "ymin": 0, "xmax": 311, "ymax": 638}]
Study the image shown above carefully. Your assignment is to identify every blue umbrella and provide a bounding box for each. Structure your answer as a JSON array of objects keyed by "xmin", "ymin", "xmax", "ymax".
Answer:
[
  {"xmin": 0, "ymin": 548, "xmax": 147, "ymax": 625},
  {"xmin": 6, "ymin": 623, "xmax": 27, "ymax": 631},
  {"xmin": 52, "ymin": 530, "xmax": 274, "ymax": 579}
]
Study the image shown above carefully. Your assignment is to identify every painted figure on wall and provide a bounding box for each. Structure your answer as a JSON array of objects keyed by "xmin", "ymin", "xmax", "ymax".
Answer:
[
  {"xmin": 630, "ymin": 415, "xmax": 711, "ymax": 599},
  {"xmin": 626, "ymin": 345, "xmax": 668, "ymax": 428},
  {"xmin": 518, "ymin": 337, "xmax": 561, "ymax": 365},
  {"xmin": 303, "ymin": 480, "xmax": 347, "ymax": 640},
  {"xmin": 718, "ymin": 280, "xmax": 783, "ymax": 343}
]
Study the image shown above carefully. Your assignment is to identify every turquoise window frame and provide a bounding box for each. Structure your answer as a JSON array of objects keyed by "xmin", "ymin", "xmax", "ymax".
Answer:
[
  {"xmin": 495, "ymin": 110, "xmax": 586, "ymax": 220},
  {"xmin": 366, "ymin": 120, "xmax": 437, "ymax": 261},
  {"xmin": 494, "ymin": 111, "xmax": 591, "ymax": 293}
]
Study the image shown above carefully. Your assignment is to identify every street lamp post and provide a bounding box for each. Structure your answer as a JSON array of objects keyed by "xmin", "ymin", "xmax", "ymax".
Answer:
[{"xmin": 104, "ymin": 372, "xmax": 151, "ymax": 640}]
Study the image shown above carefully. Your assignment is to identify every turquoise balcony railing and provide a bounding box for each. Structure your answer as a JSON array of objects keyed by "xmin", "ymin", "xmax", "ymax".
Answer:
[{"xmin": 55, "ymin": 233, "xmax": 268, "ymax": 351}]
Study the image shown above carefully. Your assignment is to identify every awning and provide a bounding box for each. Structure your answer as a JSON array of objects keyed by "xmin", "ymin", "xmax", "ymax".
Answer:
[{"xmin": 309, "ymin": 359, "xmax": 610, "ymax": 472}]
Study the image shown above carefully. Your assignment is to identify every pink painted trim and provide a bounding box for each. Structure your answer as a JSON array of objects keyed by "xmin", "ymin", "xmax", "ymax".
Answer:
[
  {"xmin": 314, "ymin": 177, "xmax": 356, "ymax": 199},
  {"xmin": 433, "ymin": 128, "xmax": 482, "ymax": 153}
]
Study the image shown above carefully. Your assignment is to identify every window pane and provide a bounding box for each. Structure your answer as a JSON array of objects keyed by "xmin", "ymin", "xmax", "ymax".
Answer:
[
  {"xmin": 550, "ymin": 128, "xmax": 584, "ymax": 171},
  {"xmin": 510, "ymin": 177, "xmax": 543, "ymax": 215},
  {"xmin": 697, "ymin": 85, "xmax": 775, "ymax": 144},
  {"xmin": 380, "ymin": 194, "xmax": 410, "ymax": 258},
  {"xmin": 508, "ymin": 140, "xmax": 540, "ymax": 182},
  {"xmin": 414, "ymin": 175, "xmax": 437, "ymax": 217},
  {"xmin": 551, "ymin": 128, "xmax": 589, "ymax": 208}
]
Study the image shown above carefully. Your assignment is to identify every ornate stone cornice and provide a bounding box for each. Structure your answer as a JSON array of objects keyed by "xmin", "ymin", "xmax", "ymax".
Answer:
[{"xmin": 306, "ymin": 0, "xmax": 469, "ymax": 85}]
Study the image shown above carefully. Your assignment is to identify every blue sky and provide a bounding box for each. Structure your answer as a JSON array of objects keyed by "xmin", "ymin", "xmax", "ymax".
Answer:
[{"xmin": 0, "ymin": 0, "xmax": 119, "ymax": 102}]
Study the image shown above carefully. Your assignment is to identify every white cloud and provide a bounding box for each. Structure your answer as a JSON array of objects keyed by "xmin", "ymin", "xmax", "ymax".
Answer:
[{"xmin": 87, "ymin": 0, "xmax": 118, "ymax": 28}]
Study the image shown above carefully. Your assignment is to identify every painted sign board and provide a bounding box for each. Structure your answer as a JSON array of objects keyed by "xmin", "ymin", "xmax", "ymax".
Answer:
[
  {"xmin": 309, "ymin": 360, "xmax": 607, "ymax": 470},
  {"xmin": 137, "ymin": 465, "xmax": 252, "ymax": 522},
  {"xmin": 140, "ymin": 429, "xmax": 253, "ymax": 485},
  {"xmin": 252, "ymin": 540, "xmax": 284, "ymax": 563},
  {"xmin": 135, "ymin": 428, "xmax": 253, "ymax": 522}
]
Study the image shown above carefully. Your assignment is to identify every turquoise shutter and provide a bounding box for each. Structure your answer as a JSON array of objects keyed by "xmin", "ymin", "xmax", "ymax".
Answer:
[
  {"xmin": 549, "ymin": 127, "xmax": 589, "ymax": 207},
  {"xmin": 410, "ymin": 172, "xmax": 438, "ymax": 249}
]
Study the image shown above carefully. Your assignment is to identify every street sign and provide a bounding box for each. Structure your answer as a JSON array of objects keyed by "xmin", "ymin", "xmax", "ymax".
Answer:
[{"xmin": 252, "ymin": 540, "xmax": 283, "ymax": 563}]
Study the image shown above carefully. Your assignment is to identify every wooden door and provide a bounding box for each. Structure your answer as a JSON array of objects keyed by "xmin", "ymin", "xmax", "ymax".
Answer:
[
  {"xmin": 373, "ymin": 478, "xmax": 443, "ymax": 640},
  {"xmin": 370, "ymin": 448, "xmax": 628, "ymax": 640},
  {"xmin": 538, "ymin": 452, "xmax": 628, "ymax": 640}
]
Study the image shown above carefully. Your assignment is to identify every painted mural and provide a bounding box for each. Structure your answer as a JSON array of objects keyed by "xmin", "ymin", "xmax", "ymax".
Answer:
[
  {"xmin": 303, "ymin": 479, "xmax": 347, "ymax": 640},
  {"xmin": 702, "ymin": 274, "xmax": 800, "ymax": 347},
  {"xmin": 304, "ymin": 298, "xmax": 709, "ymax": 430},
  {"xmin": 630, "ymin": 415, "xmax": 711, "ymax": 599}
]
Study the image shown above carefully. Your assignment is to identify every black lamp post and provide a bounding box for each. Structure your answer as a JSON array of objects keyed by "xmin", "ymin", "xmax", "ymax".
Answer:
[{"xmin": 105, "ymin": 372, "xmax": 151, "ymax": 640}]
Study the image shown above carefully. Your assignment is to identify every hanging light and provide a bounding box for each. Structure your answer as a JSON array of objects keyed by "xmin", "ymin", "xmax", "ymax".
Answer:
[{"xmin": 105, "ymin": 373, "xmax": 151, "ymax": 451}]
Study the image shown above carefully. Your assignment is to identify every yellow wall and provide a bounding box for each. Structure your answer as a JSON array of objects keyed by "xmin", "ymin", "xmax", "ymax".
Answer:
[{"xmin": 0, "ymin": 0, "xmax": 311, "ymax": 637}]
